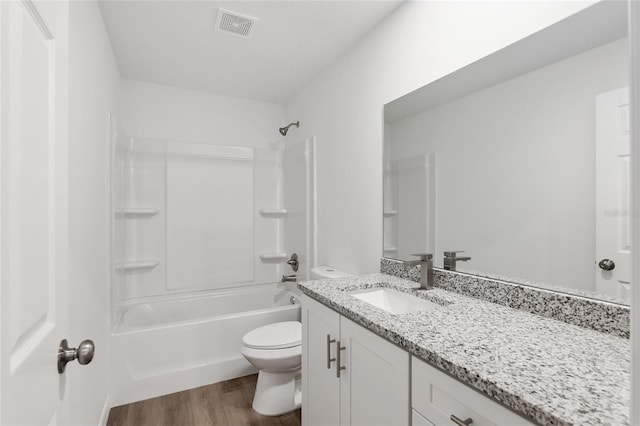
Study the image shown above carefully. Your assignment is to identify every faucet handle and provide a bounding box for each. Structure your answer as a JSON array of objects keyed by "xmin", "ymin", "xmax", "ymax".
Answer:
[
  {"xmin": 444, "ymin": 251, "xmax": 465, "ymax": 258},
  {"xmin": 410, "ymin": 253, "xmax": 433, "ymax": 261}
]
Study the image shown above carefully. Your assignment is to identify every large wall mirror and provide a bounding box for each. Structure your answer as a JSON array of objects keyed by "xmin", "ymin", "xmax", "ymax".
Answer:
[{"xmin": 383, "ymin": 1, "xmax": 630, "ymax": 305}]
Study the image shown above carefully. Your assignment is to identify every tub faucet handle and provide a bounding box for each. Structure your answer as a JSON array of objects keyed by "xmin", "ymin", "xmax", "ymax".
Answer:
[{"xmin": 287, "ymin": 253, "xmax": 299, "ymax": 272}]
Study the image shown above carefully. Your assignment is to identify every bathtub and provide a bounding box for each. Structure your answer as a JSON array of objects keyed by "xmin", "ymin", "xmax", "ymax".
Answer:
[{"xmin": 110, "ymin": 283, "xmax": 301, "ymax": 406}]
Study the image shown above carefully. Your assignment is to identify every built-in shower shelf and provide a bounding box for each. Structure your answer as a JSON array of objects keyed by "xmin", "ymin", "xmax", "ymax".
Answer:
[
  {"xmin": 115, "ymin": 259, "xmax": 160, "ymax": 272},
  {"xmin": 383, "ymin": 246, "xmax": 397, "ymax": 253},
  {"xmin": 383, "ymin": 210, "xmax": 397, "ymax": 217},
  {"xmin": 259, "ymin": 252, "xmax": 288, "ymax": 263},
  {"xmin": 259, "ymin": 208, "xmax": 287, "ymax": 218},
  {"xmin": 115, "ymin": 208, "xmax": 160, "ymax": 218}
]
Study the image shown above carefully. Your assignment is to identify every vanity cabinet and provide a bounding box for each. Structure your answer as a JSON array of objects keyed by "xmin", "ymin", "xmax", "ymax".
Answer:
[
  {"xmin": 301, "ymin": 295, "xmax": 410, "ymax": 426},
  {"xmin": 411, "ymin": 357, "xmax": 534, "ymax": 426},
  {"xmin": 301, "ymin": 294, "xmax": 535, "ymax": 426}
]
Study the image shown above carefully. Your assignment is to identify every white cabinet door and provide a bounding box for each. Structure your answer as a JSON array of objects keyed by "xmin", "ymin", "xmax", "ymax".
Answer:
[
  {"xmin": 0, "ymin": 1, "xmax": 71, "ymax": 424},
  {"xmin": 339, "ymin": 317, "xmax": 410, "ymax": 426},
  {"xmin": 302, "ymin": 295, "xmax": 341, "ymax": 426}
]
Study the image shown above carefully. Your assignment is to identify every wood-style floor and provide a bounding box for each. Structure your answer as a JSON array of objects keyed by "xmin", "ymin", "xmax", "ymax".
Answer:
[{"xmin": 106, "ymin": 374, "xmax": 301, "ymax": 426}]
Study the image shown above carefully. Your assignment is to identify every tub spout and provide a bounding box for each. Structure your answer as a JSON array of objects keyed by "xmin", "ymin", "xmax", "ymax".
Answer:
[{"xmin": 281, "ymin": 274, "xmax": 297, "ymax": 283}]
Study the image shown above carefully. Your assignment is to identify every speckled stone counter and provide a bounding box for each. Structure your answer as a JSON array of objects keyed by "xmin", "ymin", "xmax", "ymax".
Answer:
[
  {"xmin": 298, "ymin": 273, "xmax": 630, "ymax": 426},
  {"xmin": 380, "ymin": 258, "xmax": 630, "ymax": 338}
]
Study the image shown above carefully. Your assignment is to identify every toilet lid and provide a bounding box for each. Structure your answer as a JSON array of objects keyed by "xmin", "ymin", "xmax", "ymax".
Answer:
[{"xmin": 242, "ymin": 321, "xmax": 301, "ymax": 349}]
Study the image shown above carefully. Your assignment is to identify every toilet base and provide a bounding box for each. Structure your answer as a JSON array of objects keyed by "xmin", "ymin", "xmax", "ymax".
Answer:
[{"xmin": 252, "ymin": 369, "xmax": 302, "ymax": 416}]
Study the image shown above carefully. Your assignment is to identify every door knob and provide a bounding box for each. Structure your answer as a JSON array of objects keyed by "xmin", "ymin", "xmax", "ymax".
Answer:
[
  {"xmin": 598, "ymin": 259, "xmax": 615, "ymax": 271},
  {"xmin": 58, "ymin": 339, "xmax": 95, "ymax": 373}
]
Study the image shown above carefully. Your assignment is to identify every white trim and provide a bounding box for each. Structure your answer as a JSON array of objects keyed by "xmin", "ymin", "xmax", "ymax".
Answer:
[
  {"xmin": 166, "ymin": 142, "xmax": 253, "ymax": 161},
  {"xmin": 98, "ymin": 394, "xmax": 111, "ymax": 426},
  {"xmin": 20, "ymin": 1, "xmax": 52, "ymax": 40},
  {"xmin": 307, "ymin": 136, "xmax": 317, "ymax": 279},
  {"xmin": 311, "ymin": 136, "xmax": 318, "ymax": 270},
  {"xmin": 630, "ymin": 0, "xmax": 640, "ymax": 423}
]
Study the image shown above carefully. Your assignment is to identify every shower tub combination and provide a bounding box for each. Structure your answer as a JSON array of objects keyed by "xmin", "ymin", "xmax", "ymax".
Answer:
[
  {"xmin": 110, "ymin": 137, "xmax": 314, "ymax": 406},
  {"xmin": 110, "ymin": 284, "xmax": 300, "ymax": 406}
]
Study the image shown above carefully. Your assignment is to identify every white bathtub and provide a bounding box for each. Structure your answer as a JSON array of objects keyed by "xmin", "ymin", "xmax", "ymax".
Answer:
[{"xmin": 110, "ymin": 283, "xmax": 301, "ymax": 406}]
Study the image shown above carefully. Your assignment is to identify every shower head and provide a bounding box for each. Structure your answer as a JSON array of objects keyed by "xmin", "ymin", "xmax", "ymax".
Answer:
[{"xmin": 279, "ymin": 121, "xmax": 299, "ymax": 136}]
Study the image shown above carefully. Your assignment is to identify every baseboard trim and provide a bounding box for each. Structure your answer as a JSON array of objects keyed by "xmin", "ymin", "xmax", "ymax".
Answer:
[{"xmin": 98, "ymin": 394, "xmax": 111, "ymax": 426}]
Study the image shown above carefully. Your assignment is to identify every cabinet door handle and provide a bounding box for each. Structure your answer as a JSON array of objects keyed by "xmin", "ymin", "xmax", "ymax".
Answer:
[
  {"xmin": 450, "ymin": 415, "xmax": 473, "ymax": 426},
  {"xmin": 326, "ymin": 334, "xmax": 336, "ymax": 369},
  {"xmin": 336, "ymin": 340, "xmax": 346, "ymax": 378}
]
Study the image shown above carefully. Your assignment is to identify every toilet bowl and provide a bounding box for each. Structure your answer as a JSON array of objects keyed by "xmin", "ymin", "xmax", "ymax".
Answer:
[{"xmin": 241, "ymin": 321, "xmax": 302, "ymax": 416}]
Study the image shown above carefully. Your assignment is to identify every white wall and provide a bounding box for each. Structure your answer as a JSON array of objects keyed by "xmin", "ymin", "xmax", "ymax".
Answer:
[
  {"xmin": 286, "ymin": 1, "xmax": 595, "ymax": 274},
  {"xmin": 67, "ymin": 1, "xmax": 120, "ymax": 424},
  {"xmin": 388, "ymin": 38, "xmax": 628, "ymax": 290},
  {"xmin": 120, "ymin": 79, "xmax": 285, "ymax": 148}
]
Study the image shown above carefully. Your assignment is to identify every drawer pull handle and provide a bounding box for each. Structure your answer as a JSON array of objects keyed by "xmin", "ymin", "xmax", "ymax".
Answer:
[
  {"xmin": 450, "ymin": 415, "xmax": 473, "ymax": 426},
  {"xmin": 336, "ymin": 340, "xmax": 346, "ymax": 378},
  {"xmin": 326, "ymin": 334, "xmax": 336, "ymax": 369}
]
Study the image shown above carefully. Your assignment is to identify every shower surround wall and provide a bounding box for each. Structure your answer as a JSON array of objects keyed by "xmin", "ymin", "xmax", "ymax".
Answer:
[{"xmin": 112, "ymin": 138, "xmax": 284, "ymax": 302}]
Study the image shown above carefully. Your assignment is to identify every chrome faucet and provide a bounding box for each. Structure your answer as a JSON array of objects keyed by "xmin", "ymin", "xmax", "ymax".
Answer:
[
  {"xmin": 281, "ymin": 274, "xmax": 297, "ymax": 283},
  {"xmin": 443, "ymin": 251, "xmax": 471, "ymax": 271},
  {"xmin": 403, "ymin": 253, "xmax": 434, "ymax": 290}
]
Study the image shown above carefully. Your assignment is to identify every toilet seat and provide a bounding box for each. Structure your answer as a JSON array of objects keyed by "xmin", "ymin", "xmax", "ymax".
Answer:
[
  {"xmin": 242, "ymin": 321, "xmax": 301, "ymax": 350},
  {"xmin": 240, "ymin": 344, "xmax": 301, "ymax": 365}
]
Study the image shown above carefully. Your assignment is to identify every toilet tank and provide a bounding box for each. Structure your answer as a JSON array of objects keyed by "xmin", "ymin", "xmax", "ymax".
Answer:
[{"xmin": 310, "ymin": 266, "xmax": 352, "ymax": 280}]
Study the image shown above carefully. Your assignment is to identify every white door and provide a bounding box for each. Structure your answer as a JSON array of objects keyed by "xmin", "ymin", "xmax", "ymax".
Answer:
[
  {"xmin": 595, "ymin": 87, "xmax": 631, "ymax": 301},
  {"xmin": 339, "ymin": 317, "xmax": 409, "ymax": 426},
  {"xmin": 1, "ymin": 1, "xmax": 72, "ymax": 424}
]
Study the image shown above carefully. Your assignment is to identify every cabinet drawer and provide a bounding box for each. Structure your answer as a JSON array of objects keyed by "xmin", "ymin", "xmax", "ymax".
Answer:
[{"xmin": 411, "ymin": 357, "xmax": 534, "ymax": 426}]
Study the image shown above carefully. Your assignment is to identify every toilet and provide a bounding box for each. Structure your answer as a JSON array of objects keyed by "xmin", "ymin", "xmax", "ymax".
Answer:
[
  {"xmin": 241, "ymin": 321, "xmax": 302, "ymax": 416},
  {"xmin": 241, "ymin": 266, "xmax": 352, "ymax": 416}
]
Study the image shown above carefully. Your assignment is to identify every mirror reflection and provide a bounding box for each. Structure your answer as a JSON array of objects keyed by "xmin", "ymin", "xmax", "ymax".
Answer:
[{"xmin": 383, "ymin": 2, "xmax": 630, "ymax": 304}]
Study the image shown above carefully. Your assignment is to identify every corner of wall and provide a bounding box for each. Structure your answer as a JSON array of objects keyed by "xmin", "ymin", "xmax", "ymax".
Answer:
[{"xmin": 629, "ymin": 1, "xmax": 640, "ymax": 424}]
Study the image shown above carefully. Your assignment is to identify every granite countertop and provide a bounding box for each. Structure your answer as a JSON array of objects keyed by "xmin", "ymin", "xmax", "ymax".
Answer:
[{"xmin": 298, "ymin": 273, "xmax": 630, "ymax": 426}]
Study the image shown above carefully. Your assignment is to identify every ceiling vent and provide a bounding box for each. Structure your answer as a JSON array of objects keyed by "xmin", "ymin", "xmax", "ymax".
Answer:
[{"xmin": 215, "ymin": 8, "xmax": 258, "ymax": 39}]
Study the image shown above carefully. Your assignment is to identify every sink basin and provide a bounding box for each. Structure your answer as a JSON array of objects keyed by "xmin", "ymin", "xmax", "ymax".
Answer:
[{"xmin": 350, "ymin": 288, "xmax": 441, "ymax": 315}]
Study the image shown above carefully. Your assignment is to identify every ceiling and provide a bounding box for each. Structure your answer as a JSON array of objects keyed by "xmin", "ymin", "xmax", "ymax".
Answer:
[{"xmin": 99, "ymin": 1, "xmax": 403, "ymax": 104}]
